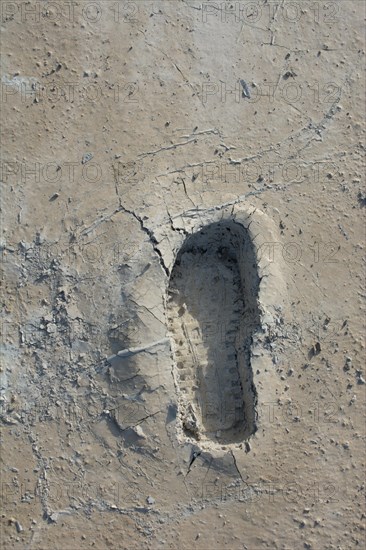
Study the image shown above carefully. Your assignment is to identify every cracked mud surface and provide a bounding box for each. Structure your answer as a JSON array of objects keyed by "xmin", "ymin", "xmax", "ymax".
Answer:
[{"xmin": 1, "ymin": 1, "xmax": 365, "ymax": 549}]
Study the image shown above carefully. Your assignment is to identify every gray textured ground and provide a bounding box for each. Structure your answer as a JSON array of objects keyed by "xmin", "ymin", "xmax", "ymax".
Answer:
[{"xmin": 1, "ymin": 1, "xmax": 365, "ymax": 548}]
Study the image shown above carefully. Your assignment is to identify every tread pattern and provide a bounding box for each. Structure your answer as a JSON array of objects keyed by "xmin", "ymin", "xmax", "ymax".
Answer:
[{"xmin": 167, "ymin": 222, "xmax": 259, "ymax": 444}]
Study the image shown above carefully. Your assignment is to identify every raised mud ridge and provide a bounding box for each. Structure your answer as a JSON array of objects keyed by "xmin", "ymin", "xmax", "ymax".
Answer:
[{"xmin": 167, "ymin": 220, "xmax": 261, "ymax": 445}]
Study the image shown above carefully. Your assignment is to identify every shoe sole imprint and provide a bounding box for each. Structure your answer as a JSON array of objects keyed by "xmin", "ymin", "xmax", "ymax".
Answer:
[{"xmin": 167, "ymin": 220, "xmax": 260, "ymax": 445}]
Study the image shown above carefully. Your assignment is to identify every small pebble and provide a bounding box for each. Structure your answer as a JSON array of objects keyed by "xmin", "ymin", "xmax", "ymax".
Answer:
[
  {"xmin": 15, "ymin": 521, "xmax": 23, "ymax": 533},
  {"xmin": 82, "ymin": 152, "xmax": 93, "ymax": 164},
  {"xmin": 134, "ymin": 425, "xmax": 146, "ymax": 439}
]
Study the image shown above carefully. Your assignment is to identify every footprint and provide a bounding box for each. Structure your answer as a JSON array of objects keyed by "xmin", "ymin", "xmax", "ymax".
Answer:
[{"xmin": 167, "ymin": 220, "xmax": 261, "ymax": 445}]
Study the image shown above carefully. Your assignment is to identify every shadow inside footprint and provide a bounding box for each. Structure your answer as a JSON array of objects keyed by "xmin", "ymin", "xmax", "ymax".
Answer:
[{"xmin": 167, "ymin": 220, "xmax": 261, "ymax": 445}]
